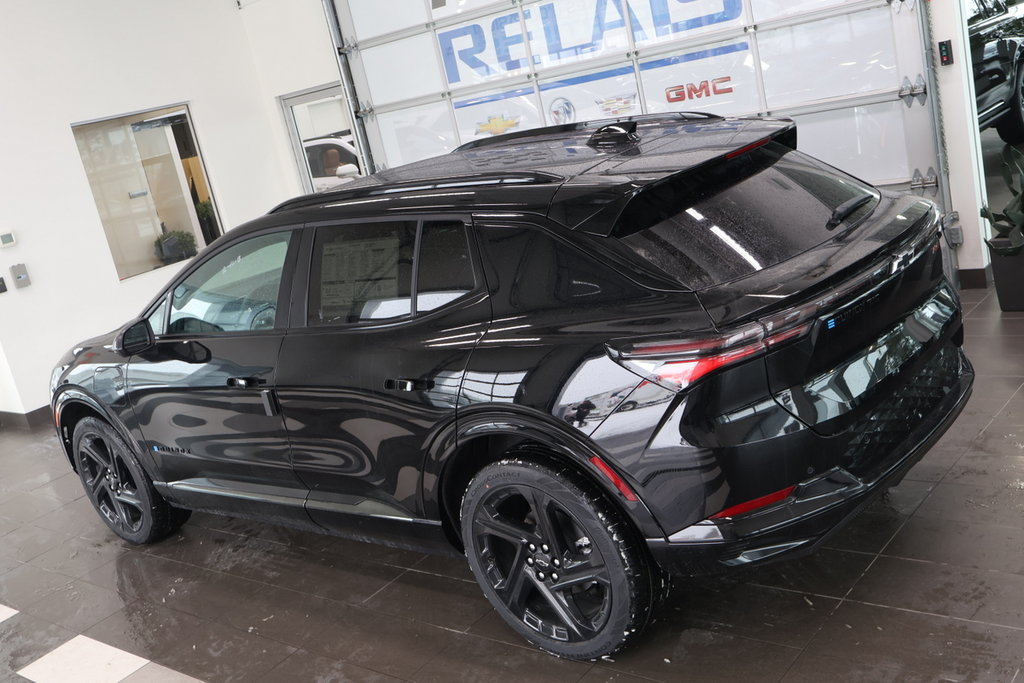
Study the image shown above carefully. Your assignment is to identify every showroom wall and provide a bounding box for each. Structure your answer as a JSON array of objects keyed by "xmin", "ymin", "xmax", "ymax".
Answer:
[{"xmin": 0, "ymin": 0, "xmax": 338, "ymax": 423}]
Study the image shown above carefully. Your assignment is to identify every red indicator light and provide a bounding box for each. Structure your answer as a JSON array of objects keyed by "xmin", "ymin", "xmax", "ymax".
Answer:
[
  {"xmin": 709, "ymin": 484, "xmax": 797, "ymax": 519},
  {"xmin": 589, "ymin": 456, "xmax": 639, "ymax": 502},
  {"xmin": 725, "ymin": 138, "xmax": 770, "ymax": 159}
]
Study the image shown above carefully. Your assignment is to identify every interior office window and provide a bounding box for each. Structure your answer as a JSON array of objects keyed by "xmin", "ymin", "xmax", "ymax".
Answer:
[
  {"xmin": 309, "ymin": 222, "xmax": 416, "ymax": 325},
  {"xmin": 282, "ymin": 86, "xmax": 363, "ymax": 193},
  {"xmin": 73, "ymin": 105, "xmax": 222, "ymax": 280},
  {"xmin": 417, "ymin": 222, "xmax": 475, "ymax": 312},
  {"xmin": 168, "ymin": 231, "xmax": 292, "ymax": 334}
]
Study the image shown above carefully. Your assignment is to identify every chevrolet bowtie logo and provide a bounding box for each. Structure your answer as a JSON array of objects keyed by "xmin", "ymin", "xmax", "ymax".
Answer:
[{"xmin": 476, "ymin": 115, "xmax": 520, "ymax": 136}]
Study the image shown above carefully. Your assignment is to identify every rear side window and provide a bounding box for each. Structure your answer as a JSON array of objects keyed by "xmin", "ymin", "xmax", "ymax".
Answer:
[
  {"xmin": 417, "ymin": 221, "xmax": 475, "ymax": 312},
  {"xmin": 613, "ymin": 143, "xmax": 878, "ymax": 290},
  {"xmin": 308, "ymin": 220, "xmax": 475, "ymax": 325}
]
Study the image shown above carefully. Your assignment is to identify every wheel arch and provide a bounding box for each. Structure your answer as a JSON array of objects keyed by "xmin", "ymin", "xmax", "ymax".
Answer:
[
  {"xmin": 424, "ymin": 408, "xmax": 665, "ymax": 553},
  {"xmin": 53, "ymin": 388, "xmax": 138, "ymax": 473}
]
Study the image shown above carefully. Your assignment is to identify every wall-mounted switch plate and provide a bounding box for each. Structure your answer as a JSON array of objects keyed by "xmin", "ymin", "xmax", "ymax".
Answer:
[
  {"xmin": 10, "ymin": 263, "xmax": 30, "ymax": 288},
  {"xmin": 0, "ymin": 232, "xmax": 15, "ymax": 248}
]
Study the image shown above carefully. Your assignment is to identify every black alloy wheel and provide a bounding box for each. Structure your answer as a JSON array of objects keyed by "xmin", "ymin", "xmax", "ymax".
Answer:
[
  {"xmin": 73, "ymin": 417, "xmax": 189, "ymax": 544},
  {"xmin": 997, "ymin": 65, "xmax": 1024, "ymax": 144},
  {"xmin": 461, "ymin": 457, "xmax": 654, "ymax": 659}
]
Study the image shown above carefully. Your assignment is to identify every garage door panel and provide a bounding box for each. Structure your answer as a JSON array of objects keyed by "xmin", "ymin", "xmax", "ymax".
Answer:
[
  {"xmin": 639, "ymin": 39, "xmax": 759, "ymax": 116},
  {"xmin": 359, "ymin": 33, "xmax": 447, "ymax": 106},
  {"xmin": 452, "ymin": 88, "xmax": 543, "ymax": 143},
  {"xmin": 758, "ymin": 8, "xmax": 898, "ymax": 110},
  {"xmin": 793, "ymin": 101, "xmax": 911, "ymax": 184},
  {"xmin": 538, "ymin": 66, "xmax": 641, "ymax": 125},
  {"xmin": 373, "ymin": 102, "xmax": 459, "ymax": 169}
]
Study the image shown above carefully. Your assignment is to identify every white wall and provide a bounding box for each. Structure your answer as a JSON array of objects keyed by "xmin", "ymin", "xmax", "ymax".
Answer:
[
  {"xmin": 0, "ymin": 342, "xmax": 22, "ymax": 415},
  {"xmin": 0, "ymin": 0, "xmax": 339, "ymax": 415},
  {"xmin": 929, "ymin": 0, "xmax": 990, "ymax": 274}
]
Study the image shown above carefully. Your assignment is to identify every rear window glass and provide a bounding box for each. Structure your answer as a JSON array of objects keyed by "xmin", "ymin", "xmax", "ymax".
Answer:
[{"xmin": 612, "ymin": 143, "xmax": 878, "ymax": 290}]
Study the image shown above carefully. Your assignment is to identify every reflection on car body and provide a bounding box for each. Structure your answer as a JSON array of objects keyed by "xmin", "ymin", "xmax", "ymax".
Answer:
[{"xmin": 52, "ymin": 114, "xmax": 973, "ymax": 660}]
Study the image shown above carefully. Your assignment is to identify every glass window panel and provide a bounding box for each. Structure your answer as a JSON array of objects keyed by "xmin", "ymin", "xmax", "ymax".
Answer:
[
  {"xmin": 523, "ymin": 0, "xmax": 631, "ymax": 73},
  {"xmin": 73, "ymin": 106, "xmax": 221, "ymax": 280},
  {"xmin": 360, "ymin": 34, "xmax": 446, "ymax": 105},
  {"xmin": 431, "ymin": 0, "xmax": 502, "ymax": 20},
  {"xmin": 793, "ymin": 101, "xmax": 911, "ymax": 185},
  {"xmin": 539, "ymin": 65, "xmax": 641, "ymax": 125},
  {"xmin": 639, "ymin": 39, "xmax": 758, "ymax": 116},
  {"xmin": 628, "ymin": 0, "xmax": 746, "ymax": 49},
  {"xmin": 308, "ymin": 222, "xmax": 416, "ymax": 325},
  {"xmin": 435, "ymin": 9, "xmax": 530, "ymax": 88},
  {"xmin": 452, "ymin": 87, "xmax": 542, "ymax": 143},
  {"xmin": 288, "ymin": 89, "xmax": 362, "ymax": 193},
  {"xmin": 757, "ymin": 8, "xmax": 898, "ymax": 110},
  {"xmin": 169, "ymin": 231, "xmax": 292, "ymax": 334},
  {"xmin": 343, "ymin": 0, "xmax": 429, "ymax": 41},
  {"xmin": 147, "ymin": 297, "xmax": 167, "ymax": 336},
  {"xmin": 750, "ymin": 0, "xmax": 861, "ymax": 23},
  {"xmin": 417, "ymin": 222, "xmax": 475, "ymax": 312},
  {"xmin": 610, "ymin": 144, "xmax": 877, "ymax": 289},
  {"xmin": 375, "ymin": 102, "xmax": 459, "ymax": 167}
]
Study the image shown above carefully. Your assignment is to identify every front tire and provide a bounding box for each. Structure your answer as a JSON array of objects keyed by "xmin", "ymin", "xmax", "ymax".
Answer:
[
  {"xmin": 997, "ymin": 65, "xmax": 1024, "ymax": 144},
  {"xmin": 73, "ymin": 417, "xmax": 190, "ymax": 544},
  {"xmin": 461, "ymin": 457, "xmax": 655, "ymax": 659}
]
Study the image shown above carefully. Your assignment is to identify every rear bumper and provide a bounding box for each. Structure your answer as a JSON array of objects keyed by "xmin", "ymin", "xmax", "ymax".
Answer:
[{"xmin": 646, "ymin": 351, "xmax": 973, "ymax": 576}]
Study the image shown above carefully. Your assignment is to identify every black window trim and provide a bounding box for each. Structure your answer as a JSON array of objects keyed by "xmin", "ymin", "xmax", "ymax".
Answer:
[
  {"xmin": 293, "ymin": 214, "xmax": 482, "ymax": 331},
  {"xmin": 145, "ymin": 224, "xmax": 302, "ymax": 341}
]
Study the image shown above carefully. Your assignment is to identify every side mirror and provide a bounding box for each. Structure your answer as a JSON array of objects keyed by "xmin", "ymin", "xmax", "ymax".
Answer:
[
  {"xmin": 335, "ymin": 163, "xmax": 360, "ymax": 179},
  {"xmin": 114, "ymin": 319, "xmax": 155, "ymax": 356}
]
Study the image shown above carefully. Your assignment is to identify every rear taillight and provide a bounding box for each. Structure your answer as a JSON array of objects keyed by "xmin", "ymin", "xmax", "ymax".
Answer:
[{"xmin": 607, "ymin": 306, "xmax": 819, "ymax": 392}]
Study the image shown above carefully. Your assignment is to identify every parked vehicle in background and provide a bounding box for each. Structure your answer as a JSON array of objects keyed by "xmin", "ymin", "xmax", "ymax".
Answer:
[
  {"xmin": 971, "ymin": 0, "xmax": 1024, "ymax": 141},
  {"xmin": 303, "ymin": 132, "xmax": 361, "ymax": 192},
  {"xmin": 52, "ymin": 113, "xmax": 973, "ymax": 660}
]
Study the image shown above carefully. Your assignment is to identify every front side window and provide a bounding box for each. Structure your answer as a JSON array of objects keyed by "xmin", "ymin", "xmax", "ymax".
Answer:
[
  {"xmin": 168, "ymin": 231, "xmax": 292, "ymax": 334},
  {"xmin": 308, "ymin": 220, "xmax": 475, "ymax": 326},
  {"xmin": 72, "ymin": 105, "xmax": 222, "ymax": 280}
]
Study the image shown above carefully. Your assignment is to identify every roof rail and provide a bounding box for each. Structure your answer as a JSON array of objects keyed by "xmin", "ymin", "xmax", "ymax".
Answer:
[
  {"xmin": 269, "ymin": 171, "xmax": 562, "ymax": 214},
  {"xmin": 454, "ymin": 112, "xmax": 722, "ymax": 152}
]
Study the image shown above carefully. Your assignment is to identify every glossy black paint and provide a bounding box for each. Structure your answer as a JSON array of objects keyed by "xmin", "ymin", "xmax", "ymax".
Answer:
[
  {"xmin": 970, "ymin": 0, "xmax": 1024, "ymax": 129},
  {"xmin": 52, "ymin": 114, "xmax": 973, "ymax": 574}
]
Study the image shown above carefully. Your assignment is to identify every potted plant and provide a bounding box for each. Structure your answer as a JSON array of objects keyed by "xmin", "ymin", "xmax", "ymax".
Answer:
[
  {"xmin": 154, "ymin": 229, "xmax": 198, "ymax": 266},
  {"xmin": 980, "ymin": 144, "xmax": 1024, "ymax": 310},
  {"xmin": 194, "ymin": 200, "xmax": 220, "ymax": 245}
]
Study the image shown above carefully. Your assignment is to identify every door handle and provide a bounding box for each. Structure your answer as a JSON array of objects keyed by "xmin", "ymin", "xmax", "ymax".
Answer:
[
  {"xmin": 226, "ymin": 376, "xmax": 265, "ymax": 389},
  {"xmin": 384, "ymin": 377, "xmax": 434, "ymax": 392}
]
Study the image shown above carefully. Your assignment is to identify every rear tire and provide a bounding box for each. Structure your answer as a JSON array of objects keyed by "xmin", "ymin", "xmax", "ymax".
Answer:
[
  {"xmin": 73, "ymin": 417, "xmax": 190, "ymax": 544},
  {"xmin": 997, "ymin": 65, "xmax": 1024, "ymax": 144},
  {"xmin": 461, "ymin": 457, "xmax": 655, "ymax": 659}
]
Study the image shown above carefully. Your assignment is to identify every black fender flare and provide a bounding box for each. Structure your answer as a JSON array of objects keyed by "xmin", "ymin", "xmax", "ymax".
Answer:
[
  {"xmin": 421, "ymin": 405, "xmax": 667, "ymax": 541},
  {"xmin": 52, "ymin": 387, "xmax": 154, "ymax": 475}
]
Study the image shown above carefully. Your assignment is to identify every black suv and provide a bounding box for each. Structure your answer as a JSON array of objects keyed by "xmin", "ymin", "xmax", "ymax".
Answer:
[
  {"xmin": 51, "ymin": 114, "xmax": 973, "ymax": 659},
  {"xmin": 971, "ymin": 0, "xmax": 1024, "ymax": 141}
]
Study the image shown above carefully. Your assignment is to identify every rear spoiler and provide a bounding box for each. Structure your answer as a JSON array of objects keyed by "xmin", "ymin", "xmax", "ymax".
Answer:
[{"xmin": 547, "ymin": 119, "xmax": 797, "ymax": 237}]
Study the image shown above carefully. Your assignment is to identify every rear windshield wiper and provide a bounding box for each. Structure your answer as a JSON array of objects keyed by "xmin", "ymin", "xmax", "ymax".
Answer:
[{"xmin": 826, "ymin": 194, "xmax": 875, "ymax": 230}]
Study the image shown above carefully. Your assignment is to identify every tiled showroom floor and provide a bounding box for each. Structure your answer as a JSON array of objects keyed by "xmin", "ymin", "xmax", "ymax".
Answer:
[{"xmin": 0, "ymin": 287, "xmax": 1022, "ymax": 682}]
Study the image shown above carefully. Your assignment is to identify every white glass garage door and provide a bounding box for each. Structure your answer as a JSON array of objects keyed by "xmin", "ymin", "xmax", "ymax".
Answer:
[{"xmin": 332, "ymin": 0, "xmax": 940, "ymax": 196}]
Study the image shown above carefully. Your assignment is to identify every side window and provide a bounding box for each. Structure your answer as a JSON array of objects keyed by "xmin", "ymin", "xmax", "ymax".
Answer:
[
  {"xmin": 146, "ymin": 297, "xmax": 168, "ymax": 336},
  {"xmin": 309, "ymin": 222, "xmax": 416, "ymax": 325},
  {"xmin": 168, "ymin": 231, "xmax": 292, "ymax": 334},
  {"xmin": 417, "ymin": 221, "xmax": 475, "ymax": 313}
]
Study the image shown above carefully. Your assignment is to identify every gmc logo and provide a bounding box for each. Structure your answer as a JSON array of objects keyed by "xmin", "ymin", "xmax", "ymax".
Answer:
[{"xmin": 666, "ymin": 77, "xmax": 733, "ymax": 102}]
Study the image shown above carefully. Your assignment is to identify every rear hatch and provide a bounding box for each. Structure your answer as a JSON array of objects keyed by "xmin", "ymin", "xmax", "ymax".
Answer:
[{"xmin": 599, "ymin": 137, "xmax": 960, "ymax": 473}]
